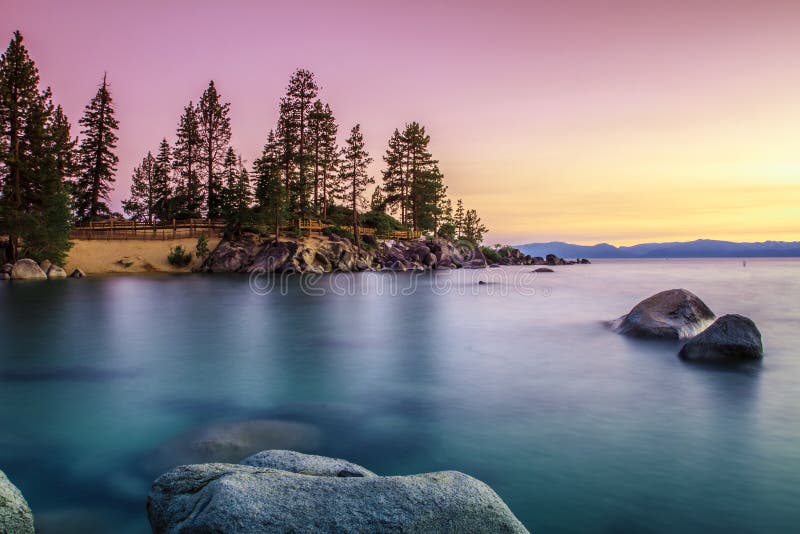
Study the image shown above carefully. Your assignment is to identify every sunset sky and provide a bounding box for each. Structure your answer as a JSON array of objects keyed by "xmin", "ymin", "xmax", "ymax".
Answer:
[{"xmin": 4, "ymin": 0, "xmax": 799, "ymax": 245}]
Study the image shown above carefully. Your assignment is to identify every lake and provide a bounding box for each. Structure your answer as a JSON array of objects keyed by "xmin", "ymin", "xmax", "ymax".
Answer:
[{"xmin": 1, "ymin": 259, "xmax": 799, "ymax": 533}]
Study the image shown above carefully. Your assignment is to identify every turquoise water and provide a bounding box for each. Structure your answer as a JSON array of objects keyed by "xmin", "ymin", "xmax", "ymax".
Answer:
[{"xmin": 1, "ymin": 259, "xmax": 799, "ymax": 533}]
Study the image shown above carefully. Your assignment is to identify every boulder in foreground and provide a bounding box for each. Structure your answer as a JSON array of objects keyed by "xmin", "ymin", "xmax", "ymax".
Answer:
[
  {"xmin": 148, "ymin": 451, "xmax": 528, "ymax": 534},
  {"xmin": 611, "ymin": 288, "xmax": 715, "ymax": 340},
  {"xmin": 10, "ymin": 259, "xmax": 47, "ymax": 280},
  {"xmin": 241, "ymin": 450, "xmax": 376, "ymax": 477},
  {"xmin": 0, "ymin": 469, "xmax": 35, "ymax": 534},
  {"xmin": 679, "ymin": 314, "xmax": 763, "ymax": 362}
]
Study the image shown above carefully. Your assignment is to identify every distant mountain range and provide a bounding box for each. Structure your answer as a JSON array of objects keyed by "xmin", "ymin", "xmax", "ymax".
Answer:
[{"xmin": 514, "ymin": 239, "xmax": 800, "ymax": 259}]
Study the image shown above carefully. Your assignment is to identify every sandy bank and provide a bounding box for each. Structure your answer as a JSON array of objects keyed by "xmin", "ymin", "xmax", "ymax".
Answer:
[{"xmin": 64, "ymin": 237, "xmax": 221, "ymax": 275}]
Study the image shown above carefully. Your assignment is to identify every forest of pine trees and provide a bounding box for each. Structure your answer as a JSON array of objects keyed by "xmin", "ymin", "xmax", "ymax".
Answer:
[{"xmin": 1, "ymin": 31, "xmax": 489, "ymax": 264}]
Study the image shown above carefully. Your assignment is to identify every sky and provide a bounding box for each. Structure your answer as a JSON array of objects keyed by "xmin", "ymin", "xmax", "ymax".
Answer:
[{"xmin": 3, "ymin": 0, "xmax": 800, "ymax": 245}]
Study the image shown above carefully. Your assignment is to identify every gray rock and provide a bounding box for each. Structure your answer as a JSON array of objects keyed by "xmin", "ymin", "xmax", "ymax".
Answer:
[
  {"xmin": 533, "ymin": 267, "xmax": 554, "ymax": 273},
  {"xmin": 0, "ymin": 469, "xmax": 35, "ymax": 534},
  {"xmin": 143, "ymin": 419, "xmax": 321, "ymax": 476},
  {"xmin": 241, "ymin": 450, "xmax": 376, "ymax": 478},
  {"xmin": 1, "ymin": 263, "xmax": 12, "ymax": 274},
  {"xmin": 10, "ymin": 259, "xmax": 47, "ymax": 280},
  {"xmin": 148, "ymin": 462, "xmax": 528, "ymax": 534},
  {"xmin": 69, "ymin": 268, "xmax": 86, "ymax": 278},
  {"xmin": 39, "ymin": 259, "xmax": 52, "ymax": 273},
  {"xmin": 612, "ymin": 289, "xmax": 715, "ymax": 340},
  {"xmin": 46, "ymin": 265, "xmax": 67, "ymax": 279},
  {"xmin": 679, "ymin": 314, "xmax": 763, "ymax": 362}
]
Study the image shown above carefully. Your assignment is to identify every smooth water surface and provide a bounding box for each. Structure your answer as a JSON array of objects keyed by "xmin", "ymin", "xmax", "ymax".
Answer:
[{"xmin": 1, "ymin": 259, "xmax": 799, "ymax": 532}]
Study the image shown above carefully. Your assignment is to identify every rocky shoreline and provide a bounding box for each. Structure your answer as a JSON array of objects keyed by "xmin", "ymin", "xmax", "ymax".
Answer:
[{"xmin": 200, "ymin": 233, "xmax": 590, "ymax": 274}]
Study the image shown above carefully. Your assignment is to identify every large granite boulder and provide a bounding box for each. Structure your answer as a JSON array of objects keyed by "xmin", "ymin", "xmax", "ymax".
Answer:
[
  {"xmin": 248, "ymin": 242, "xmax": 297, "ymax": 273},
  {"xmin": 679, "ymin": 314, "xmax": 763, "ymax": 362},
  {"xmin": 148, "ymin": 458, "xmax": 528, "ymax": 533},
  {"xmin": 611, "ymin": 289, "xmax": 715, "ymax": 340},
  {"xmin": 242, "ymin": 450, "xmax": 376, "ymax": 478},
  {"xmin": 10, "ymin": 259, "xmax": 47, "ymax": 280},
  {"xmin": 203, "ymin": 234, "xmax": 261, "ymax": 273},
  {"xmin": 0, "ymin": 469, "xmax": 35, "ymax": 534}
]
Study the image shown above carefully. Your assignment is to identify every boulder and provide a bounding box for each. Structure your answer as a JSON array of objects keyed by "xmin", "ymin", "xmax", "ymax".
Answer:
[
  {"xmin": 0, "ymin": 273, "xmax": 8, "ymax": 281},
  {"xmin": 679, "ymin": 314, "xmax": 763, "ymax": 362},
  {"xmin": 611, "ymin": 289, "xmax": 715, "ymax": 340},
  {"xmin": 46, "ymin": 265, "xmax": 67, "ymax": 279},
  {"xmin": 545, "ymin": 254, "xmax": 559, "ymax": 266},
  {"xmin": 0, "ymin": 469, "xmax": 35, "ymax": 534},
  {"xmin": 148, "ymin": 459, "xmax": 528, "ymax": 534},
  {"xmin": 241, "ymin": 450, "xmax": 376, "ymax": 478},
  {"xmin": 248, "ymin": 243, "xmax": 296, "ymax": 273},
  {"xmin": 579, "ymin": 258, "xmax": 591, "ymax": 264},
  {"xmin": 533, "ymin": 267, "xmax": 554, "ymax": 273},
  {"xmin": 39, "ymin": 259, "xmax": 52, "ymax": 273},
  {"xmin": 1, "ymin": 263, "xmax": 12, "ymax": 274},
  {"xmin": 69, "ymin": 268, "xmax": 86, "ymax": 279},
  {"xmin": 10, "ymin": 259, "xmax": 47, "ymax": 280}
]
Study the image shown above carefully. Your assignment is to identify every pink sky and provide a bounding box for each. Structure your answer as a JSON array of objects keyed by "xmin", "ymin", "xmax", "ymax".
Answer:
[{"xmin": 4, "ymin": 0, "xmax": 800, "ymax": 244}]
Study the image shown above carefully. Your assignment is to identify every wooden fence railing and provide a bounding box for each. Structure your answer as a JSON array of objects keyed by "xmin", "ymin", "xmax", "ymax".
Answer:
[
  {"xmin": 69, "ymin": 219, "xmax": 226, "ymax": 240},
  {"xmin": 69, "ymin": 218, "xmax": 424, "ymax": 241}
]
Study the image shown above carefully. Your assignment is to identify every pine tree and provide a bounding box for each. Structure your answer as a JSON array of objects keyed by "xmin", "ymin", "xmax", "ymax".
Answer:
[
  {"xmin": 152, "ymin": 138, "xmax": 172, "ymax": 220},
  {"xmin": 219, "ymin": 148, "xmax": 251, "ymax": 237},
  {"xmin": 370, "ymin": 185, "xmax": 385, "ymax": 212},
  {"xmin": 198, "ymin": 81, "xmax": 231, "ymax": 218},
  {"xmin": 461, "ymin": 208, "xmax": 488, "ymax": 245},
  {"xmin": 173, "ymin": 102, "xmax": 203, "ymax": 217},
  {"xmin": 453, "ymin": 198, "xmax": 465, "ymax": 238},
  {"xmin": 123, "ymin": 152, "xmax": 156, "ymax": 223},
  {"xmin": 339, "ymin": 124, "xmax": 373, "ymax": 249},
  {"xmin": 253, "ymin": 129, "xmax": 286, "ymax": 241},
  {"xmin": 0, "ymin": 31, "xmax": 73, "ymax": 263},
  {"xmin": 381, "ymin": 128, "xmax": 408, "ymax": 225},
  {"xmin": 307, "ymin": 100, "xmax": 340, "ymax": 217},
  {"xmin": 381, "ymin": 122, "xmax": 443, "ymax": 231},
  {"xmin": 74, "ymin": 74, "xmax": 119, "ymax": 221}
]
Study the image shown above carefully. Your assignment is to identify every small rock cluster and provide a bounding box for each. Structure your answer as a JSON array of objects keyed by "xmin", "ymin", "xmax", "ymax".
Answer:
[
  {"xmin": 612, "ymin": 288, "xmax": 763, "ymax": 363},
  {"xmin": 1, "ymin": 259, "xmax": 84, "ymax": 281}
]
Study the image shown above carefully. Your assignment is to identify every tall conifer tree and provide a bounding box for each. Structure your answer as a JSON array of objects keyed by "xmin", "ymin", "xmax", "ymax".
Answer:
[
  {"xmin": 197, "ymin": 81, "xmax": 231, "ymax": 218},
  {"xmin": 173, "ymin": 102, "xmax": 203, "ymax": 217},
  {"xmin": 74, "ymin": 74, "xmax": 119, "ymax": 221},
  {"xmin": 123, "ymin": 152, "xmax": 156, "ymax": 223},
  {"xmin": 339, "ymin": 124, "xmax": 373, "ymax": 248}
]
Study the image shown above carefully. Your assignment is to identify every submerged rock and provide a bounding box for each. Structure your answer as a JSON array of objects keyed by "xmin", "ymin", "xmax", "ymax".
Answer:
[
  {"xmin": 611, "ymin": 289, "xmax": 715, "ymax": 340},
  {"xmin": 0, "ymin": 469, "xmax": 35, "ymax": 534},
  {"xmin": 242, "ymin": 450, "xmax": 376, "ymax": 478},
  {"xmin": 533, "ymin": 267, "xmax": 554, "ymax": 273},
  {"xmin": 10, "ymin": 259, "xmax": 47, "ymax": 280},
  {"xmin": 143, "ymin": 419, "xmax": 321, "ymax": 476},
  {"xmin": 148, "ymin": 455, "xmax": 528, "ymax": 534},
  {"xmin": 69, "ymin": 268, "xmax": 86, "ymax": 279},
  {"xmin": 679, "ymin": 314, "xmax": 763, "ymax": 362}
]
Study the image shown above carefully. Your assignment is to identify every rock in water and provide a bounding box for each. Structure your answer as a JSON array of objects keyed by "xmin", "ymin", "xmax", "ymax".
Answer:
[
  {"xmin": 46, "ymin": 265, "xmax": 67, "ymax": 279},
  {"xmin": 10, "ymin": 259, "xmax": 47, "ymax": 280},
  {"xmin": 148, "ymin": 461, "xmax": 528, "ymax": 534},
  {"xmin": 242, "ymin": 450, "xmax": 376, "ymax": 477},
  {"xmin": 533, "ymin": 267, "xmax": 554, "ymax": 273},
  {"xmin": 679, "ymin": 314, "xmax": 763, "ymax": 362},
  {"xmin": 611, "ymin": 289, "xmax": 715, "ymax": 340},
  {"xmin": 69, "ymin": 268, "xmax": 86, "ymax": 278},
  {"xmin": 0, "ymin": 469, "xmax": 35, "ymax": 534}
]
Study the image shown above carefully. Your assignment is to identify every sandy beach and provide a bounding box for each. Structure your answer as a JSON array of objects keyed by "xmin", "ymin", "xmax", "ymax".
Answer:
[{"xmin": 64, "ymin": 237, "xmax": 221, "ymax": 274}]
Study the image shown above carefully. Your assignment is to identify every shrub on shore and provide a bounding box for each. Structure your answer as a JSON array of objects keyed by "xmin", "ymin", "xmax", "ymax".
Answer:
[{"xmin": 167, "ymin": 245, "xmax": 193, "ymax": 267}]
